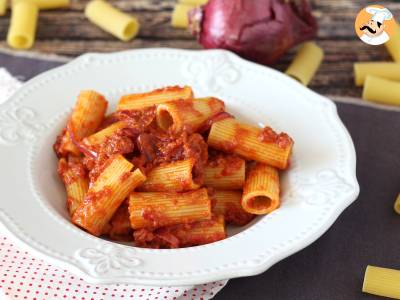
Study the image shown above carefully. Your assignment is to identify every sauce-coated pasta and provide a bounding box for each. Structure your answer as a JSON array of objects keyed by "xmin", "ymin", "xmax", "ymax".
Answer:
[{"xmin": 54, "ymin": 86, "xmax": 294, "ymax": 248}]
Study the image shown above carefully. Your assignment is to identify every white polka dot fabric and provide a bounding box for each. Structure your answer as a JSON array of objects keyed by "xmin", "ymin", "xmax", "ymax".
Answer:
[
  {"xmin": 0, "ymin": 235, "xmax": 227, "ymax": 300},
  {"xmin": 0, "ymin": 69, "xmax": 228, "ymax": 300}
]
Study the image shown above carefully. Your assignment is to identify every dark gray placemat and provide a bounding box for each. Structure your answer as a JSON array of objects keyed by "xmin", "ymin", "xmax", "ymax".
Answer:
[
  {"xmin": 0, "ymin": 52, "xmax": 67, "ymax": 81},
  {"xmin": 1, "ymin": 52, "xmax": 398, "ymax": 300},
  {"xmin": 216, "ymin": 103, "xmax": 400, "ymax": 300}
]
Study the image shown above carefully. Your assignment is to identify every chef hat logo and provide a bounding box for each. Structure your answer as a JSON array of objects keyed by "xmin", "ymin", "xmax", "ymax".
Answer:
[
  {"xmin": 354, "ymin": 5, "xmax": 396, "ymax": 46},
  {"xmin": 367, "ymin": 7, "xmax": 393, "ymax": 24}
]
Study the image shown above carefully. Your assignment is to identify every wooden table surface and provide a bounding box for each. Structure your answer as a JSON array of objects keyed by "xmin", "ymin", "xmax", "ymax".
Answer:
[{"xmin": 0, "ymin": 0, "xmax": 399, "ymax": 98}]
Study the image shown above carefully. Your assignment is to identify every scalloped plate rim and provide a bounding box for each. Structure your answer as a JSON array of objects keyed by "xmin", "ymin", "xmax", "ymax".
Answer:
[{"xmin": 0, "ymin": 48, "xmax": 360, "ymax": 285}]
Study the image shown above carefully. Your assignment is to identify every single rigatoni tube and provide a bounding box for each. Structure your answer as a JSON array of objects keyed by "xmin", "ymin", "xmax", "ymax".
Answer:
[
  {"xmin": 7, "ymin": 0, "xmax": 38, "ymax": 49},
  {"xmin": 173, "ymin": 215, "xmax": 225, "ymax": 247},
  {"xmin": 85, "ymin": 0, "xmax": 140, "ymax": 41},
  {"xmin": 69, "ymin": 91, "xmax": 108, "ymax": 140},
  {"xmin": 59, "ymin": 90, "xmax": 108, "ymax": 156},
  {"xmin": 0, "ymin": 0, "xmax": 7, "ymax": 16},
  {"xmin": 178, "ymin": 0, "xmax": 208, "ymax": 5},
  {"xmin": 363, "ymin": 265, "xmax": 400, "ymax": 299},
  {"xmin": 134, "ymin": 215, "xmax": 225, "ymax": 248},
  {"xmin": 363, "ymin": 76, "xmax": 400, "ymax": 106},
  {"xmin": 354, "ymin": 62, "xmax": 400, "ymax": 86},
  {"xmin": 204, "ymin": 155, "xmax": 245, "ymax": 189},
  {"xmin": 66, "ymin": 177, "xmax": 88, "ymax": 216},
  {"xmin": 82, "ymin": 121, "xmax": 127, "ymax": 149},
  {"xmin": 285, "ymin": 42, "xmax": 324, "ymax": 86},
  {"xmin": 385, "ymin": 22, "xmax": 400, "ymax": 62},
  {"xmin": 242, "ymin": 163, "xmax": 280, "ymax": 215},
  {"xmin": 171, "ymin": 4, "xmax": 195, "ymax": 29},
  {"xmin": 213, "ymin": 190, "xmax": 254, "ymax": 226},
  {"xmin": 57, "ymin": 158, "xmax": 89, "ymax": 216},
  {"xmin": 72, "ymin": 155, "xmax": 146, "ymax": 236},
  {"xmin": 156, "ymin": 97, "xmax": 225, "ymax": 133},
  {"xmin": 394, "ymin": 194, "xmax": 400, "ymax": 214},
  {"xmin": 117, "ymin": 86, "xmax": 193, "ymax": 111},
  {"xmin": 129, "ymin": 188, "xmax": 211, "ymax": 229},
  {"xmin": 138, "ymin": 159, "xmax": 200, "ymax": 192},
  {"xmin": 108, "ymin": 202, "xmax": 132, "ymax": 241},
  {"xmin": 207, "ymin": 119, "xmax": 293, "ymax": 169}
]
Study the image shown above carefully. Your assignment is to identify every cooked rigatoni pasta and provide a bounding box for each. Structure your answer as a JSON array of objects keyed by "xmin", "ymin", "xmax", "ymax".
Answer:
[
  {"xmin": 139, "ymin": 159, "xmax": 200, "ymax": 192},
  {"xmin": 129, "ymin": 188, "xmax": 211, "ymax": 229},
  {"xmin": 68, "ymin": 91, "xmax": 108, "ymax": 141},
  {"xmin": 57, "ymin": 157, "xmax": 89, "ymax": 216},
  {"xmin": 72, "ymin": 155, "xmax": 146, "ymax": 236},
  {"xmin": 204, "ymin": 155, "xmax": 245, "ymax": 189},
  {"xmin": 385, "ymin": 22, "xmax": 400, "ymax": 62},
  {"xmin": 212, "ymin": 190, "xmax": 254, "ymax": 226},
  {"xmin": 7, "ymin": 0, "xmax": 38, "ymax": 49},
  {"xmin": 54, "ymin": 86, "xmax": 294, "ymax": 248},
  {"xmin": 157, "ymin": 97, "xmax": 225, "ymax": 133},
  {"xmin": 66, "ymin": 177, "xmax": 89, "ymax": 215},
  {"xmin": 173, "ymin": 215, "xmax": 226, "ymax": 247},
  {"xmin": 55, "ymin": 90, "xmax": 108, "ymax": 157},
  {"xmin": 134, "ymin": 215, "xmax": 225, "ymax": 248},
  {"xmin": 363, "ymin": 265, "xmax": 400, "ymax": 299},
  {"xmin": 85, "ymin": 0, "xmax": 140, "ymax": 41},
  {"xmin": 208, "ymin": 118, "xmax": 293, "ymax": 169},
  {"xmin": 117, "ymin": 86, "xmax": 193, "ymax": 111},
  {"xmin": 285, "ymin": 42, "xmax": 324, "ymax": 86},
  {"xmin": 354, "ymin": 63, "xmax": 400, "ymax": 86},
  {"xmin": 242, "ymin": 163, "xmax": 280, "ymax": 215},
  {"xmin": 133, "ymin": 215, "xmax": 226, "ymax": 249},
  {"xmin": 363, "ymin": 76, "xmax": 400, "ymax": 106},
  {"xmin": 171, "ymin": 4, "xmax": 196, "ymax": 29},
  {"xmin": 82, "ymin": 121, "xmax": 128, "ymax": 149}
]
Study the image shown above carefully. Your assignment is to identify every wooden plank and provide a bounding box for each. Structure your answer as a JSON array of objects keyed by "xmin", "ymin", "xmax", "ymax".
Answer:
[
  {"xmin": 0, "ymin": 11, "xmax": 194, "ymax": 40},
  {"xmin": 0, "ymin": 11, "xmax": 193, "ymax": 40},
  {"xmin": 314, "ymin": 1, "xmax": 400, "ymax": 39},
  {"xmin": 63, "ymin": 0, "xmax": 175, "ymax": 11},
  {"xmin": 0, "ymin": 1, "xmax": 396, "ymax": 41},
  {"xmin": 3, "ymin": 39, "xmax": 382, "ymax": 62},
  {"xmin": 0, "ymin": 39, "xmax": 201, "ymax": 56},
  {"xmin": 0, "ymin": 0, "xmax": 398, "ymax": 41},
  {"xmin": 283, "ymin": 40, "xmax": 390, "ymax": 97},
  {"xmin": 0, "ymin": 39, "xmax": 380, "ymax": 99},
  {"xmin": 312, "ymin": 0, "xmax": 400, "ymax": 11},
  {"xmin": 0, "ymin": 0, "xmax": 397, "ymax": 99},
  {"xmin": 64, "ymin": 0, "xmax": 400, "ymax": 13}
]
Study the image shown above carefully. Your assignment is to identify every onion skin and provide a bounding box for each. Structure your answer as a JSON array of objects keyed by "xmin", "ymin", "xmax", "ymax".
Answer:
[{"xmin": 190, "ymin": 0, "xmax": 318, "ymax": 65}]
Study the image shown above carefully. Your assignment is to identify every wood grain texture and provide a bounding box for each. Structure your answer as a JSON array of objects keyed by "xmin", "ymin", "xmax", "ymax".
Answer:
[{"xmin": 0, "ymin": 0, "xmax": 399, "ymax": 98}]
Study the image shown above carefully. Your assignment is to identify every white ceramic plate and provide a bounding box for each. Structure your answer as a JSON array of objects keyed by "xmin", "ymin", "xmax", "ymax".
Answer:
[{"xmin": 0, "ymin": 48, "xmax": 359, "ymax": 286}]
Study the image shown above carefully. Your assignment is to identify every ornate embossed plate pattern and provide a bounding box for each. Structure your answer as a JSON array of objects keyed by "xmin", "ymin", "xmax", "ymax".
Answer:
[{"xmin": 0, "ymin": 49, "xmax": 359, "ymax": 285}]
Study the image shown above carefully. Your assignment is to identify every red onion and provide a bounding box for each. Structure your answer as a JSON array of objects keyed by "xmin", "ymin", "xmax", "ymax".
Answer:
[{"xmin": 189, "ymin": 0, "xmax": 318, "ymax": 65}]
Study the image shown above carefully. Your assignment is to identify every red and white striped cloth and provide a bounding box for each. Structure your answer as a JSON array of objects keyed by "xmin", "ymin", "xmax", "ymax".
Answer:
[{"xmin": 0, "ymin": 69, "xmax": 228, "ymax": 300}]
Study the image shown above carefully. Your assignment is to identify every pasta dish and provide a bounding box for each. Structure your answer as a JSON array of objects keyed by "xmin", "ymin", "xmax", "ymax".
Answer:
[{"xmin": 54, "ymin": 86, "xmax": 293, "ymax": 248}]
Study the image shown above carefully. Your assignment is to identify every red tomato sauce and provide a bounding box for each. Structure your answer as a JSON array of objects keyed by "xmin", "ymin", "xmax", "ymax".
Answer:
[
  {"xmin": 224, "ymin": 204, "xmax": 255, "ymax": 226},
  {"xmin": 57, "ymin": 156, "xmax": 87, "ymax": 185},
  {"xmin": 207, "ymin": 152, "xmax": 244, "ymax": 176},
  {"xmin": 108, "ymin": 202, "xmax": 132, "ymax": 241},
  {"xmin": 173, "ymin": 99, "xmax": 203, "ymax": 118},
  {"xmin": 258, "ymin": 126, "xmax": 293, "ymax": 149}
]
